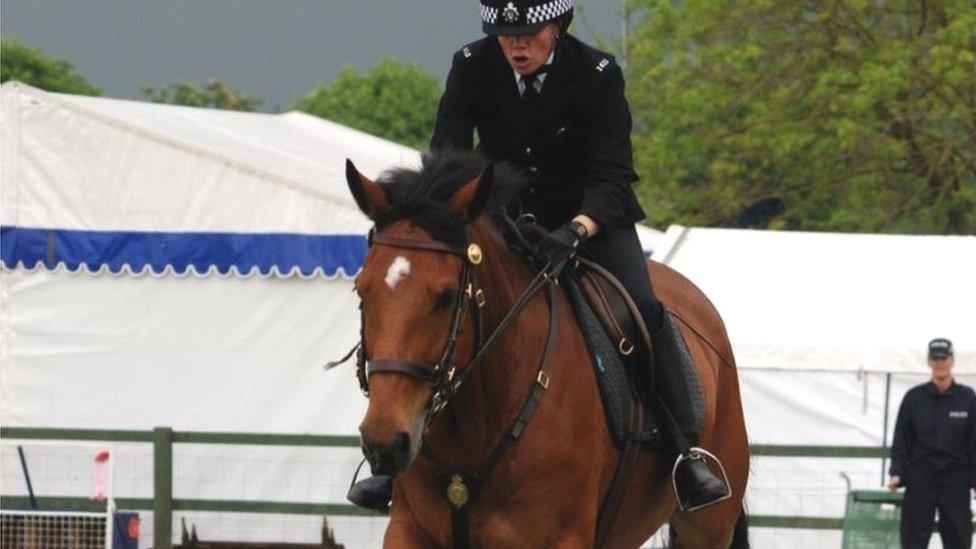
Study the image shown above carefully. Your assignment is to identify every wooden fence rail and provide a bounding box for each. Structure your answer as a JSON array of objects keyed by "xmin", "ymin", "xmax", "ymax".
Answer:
[{"xmin": 0, "ymin": 426, "xmax": 889, "ymax": 547}]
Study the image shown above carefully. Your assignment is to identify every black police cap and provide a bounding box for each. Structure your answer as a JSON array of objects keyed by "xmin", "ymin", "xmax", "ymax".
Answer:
[
  {"xmin": 480, "ymin": 0, "xmax": 573, "ymax": 36},
  {"xmin": 928, "ymin": 337, "xmax": 953, "ymax": 358}
]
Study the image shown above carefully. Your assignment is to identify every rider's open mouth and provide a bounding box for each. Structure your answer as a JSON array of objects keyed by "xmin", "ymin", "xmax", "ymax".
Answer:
[{"xmin": 513, "ymin": 55, "xmax": 529, "ymax": 64}]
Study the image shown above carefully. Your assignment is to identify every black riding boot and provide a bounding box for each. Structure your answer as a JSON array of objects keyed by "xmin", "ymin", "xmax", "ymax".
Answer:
[
  {"xmin": 651, "ymin": 312, "xmax": 731, "ymax": 512},
  {"xmin": 347, "ymin": 475, "xmax": 393, "ymax": 513}
]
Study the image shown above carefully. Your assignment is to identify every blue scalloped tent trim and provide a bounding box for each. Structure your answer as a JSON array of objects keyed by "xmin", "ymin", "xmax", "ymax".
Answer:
[{"xmin": 0, "ymin": 226, "xmax": 368, "ymax": 277}]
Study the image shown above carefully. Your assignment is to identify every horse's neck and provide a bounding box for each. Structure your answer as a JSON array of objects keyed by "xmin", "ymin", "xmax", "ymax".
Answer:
[{"xmin": 425, "ymin": 222, "xmax": 545, "ymax": 465}]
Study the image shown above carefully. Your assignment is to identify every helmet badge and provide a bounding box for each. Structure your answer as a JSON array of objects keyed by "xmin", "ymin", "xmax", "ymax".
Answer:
[{"xmin": 502, "ymin": 2, "xmax": 519, "ymax": 24}]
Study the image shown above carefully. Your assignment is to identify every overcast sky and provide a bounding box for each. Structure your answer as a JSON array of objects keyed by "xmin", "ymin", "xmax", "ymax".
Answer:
[{"xmin": 2, "ymin": 0, "xmax": 623, "ymax": 111}]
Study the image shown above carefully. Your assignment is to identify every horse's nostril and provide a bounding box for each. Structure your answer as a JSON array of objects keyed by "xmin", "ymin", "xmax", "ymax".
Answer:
[
  {"xmin": 393, "ymin": 432, "xmax": 411, "ymax": 469},
  {"xmin": 361, "ymin": 431, "xmax": 412, "ymax": 475}
]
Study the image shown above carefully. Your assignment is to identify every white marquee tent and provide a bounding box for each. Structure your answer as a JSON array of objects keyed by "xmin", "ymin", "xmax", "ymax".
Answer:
[
  {"xmin": 2, "ymin": 81, "xmax": 973, "ymax": 548},
  {"xmin": 653, "ymin": 225, "xmax": 976, "ymax": 548},
  {"xmin": 0, "ymin": 81, "xmax": 414, "ymax": 547}
]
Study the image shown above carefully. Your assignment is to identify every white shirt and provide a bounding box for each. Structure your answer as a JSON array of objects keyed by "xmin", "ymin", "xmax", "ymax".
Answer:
[{"xmin": 515, "ymin": 51, "xmax": 555, "ymax": 96}]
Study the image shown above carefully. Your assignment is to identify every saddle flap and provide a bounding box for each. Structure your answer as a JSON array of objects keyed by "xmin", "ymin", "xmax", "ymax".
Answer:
[
  {"xmin": 577, "ymin": 259, "xmax": 658, "ymax": 383},
  {"xmin": 578, "ymin": 270, "xmax": 640, "ymax": 360},
  {"xmin": 562, "ymin": 271, "xmax": 661, "ymax": 448}
]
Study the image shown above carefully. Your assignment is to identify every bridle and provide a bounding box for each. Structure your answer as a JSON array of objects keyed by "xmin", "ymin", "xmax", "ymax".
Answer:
[
  {"xmin": 331, "ymin": 224, "xmax": 561, "ymax": 421},
  {"xmin": 356, "ymin": 231, "xmax": 488, "ymax": 418}
]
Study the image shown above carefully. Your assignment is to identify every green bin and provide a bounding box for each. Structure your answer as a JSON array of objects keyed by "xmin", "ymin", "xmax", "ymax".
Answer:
[{"xmin": 841, "ymin": 490, "xmax": 903, "ymax": 548}]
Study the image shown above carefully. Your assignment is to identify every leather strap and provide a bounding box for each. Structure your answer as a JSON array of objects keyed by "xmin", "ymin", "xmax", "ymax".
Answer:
[
  {"xmin": 452, "ymin": 506, "xmax": 470, "ymax": 549},
  {"xmin": 579, "ymin": 275, "xmax": 629, "ymax": 354},
  {"xmin": 371, "ymin": 234, "xmax": 465, "ymax": 257},
  {"xmin": 323, "ymin": 341, "xmax": 360, "ymax": 371},
  {"xmin": 448, "ymin": 262, "xmax": 561, "ymax": 393},
  {"xmin": 577, "ymin": 257, "xmax": 654, "ymax": 383},
  {"xmin": 508, "ymin": 282, "xmax": 559, "ymax": 440},
  {"xmin": 367, "ymin": 358, "xmax": 441, "ymax": 384},
  {"xmin": 425, "ymin": 279, "xmax": 561, "ymax": 549},
  {"xmin": 594, "ymin": 396, "xmax": 644, "ymax": 547}
]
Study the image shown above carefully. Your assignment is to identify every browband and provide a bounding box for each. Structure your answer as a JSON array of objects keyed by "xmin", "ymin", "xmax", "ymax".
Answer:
[{"xmin": 370, "ymin": 234, "xmax": 465, "ymax": 257}]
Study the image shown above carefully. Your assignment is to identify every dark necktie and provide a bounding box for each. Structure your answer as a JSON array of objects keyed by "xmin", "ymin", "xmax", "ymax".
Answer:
[{"xmin": 521, "ymin": 66, "xmax": 549, "ymax": 102}]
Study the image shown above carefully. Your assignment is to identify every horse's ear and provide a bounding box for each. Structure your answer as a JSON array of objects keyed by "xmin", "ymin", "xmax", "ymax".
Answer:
[
  {"xmin": 346, "ymin": 159, "xmax": 390, "ymax": 218},
  {"xmin": 449, "ymin": 164, "xmax": 494, "ymax": 221}
]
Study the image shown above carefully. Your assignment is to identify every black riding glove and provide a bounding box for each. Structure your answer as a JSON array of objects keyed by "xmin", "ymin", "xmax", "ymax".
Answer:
[{"xmin": 534, "ymin": 221, "xmax": 588, "ymax": 267}]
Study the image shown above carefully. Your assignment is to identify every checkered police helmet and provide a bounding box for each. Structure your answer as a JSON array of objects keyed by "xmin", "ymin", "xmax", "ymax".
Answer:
[{"xmin": 480, "ymin": 0, "xmax": 574, "ymax": 36}]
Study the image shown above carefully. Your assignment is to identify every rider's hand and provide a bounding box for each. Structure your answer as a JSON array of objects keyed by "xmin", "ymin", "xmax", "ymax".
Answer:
[
  {"xmin": 886, "ymin": 476, "xmax": 901, "ymax": 491},
  {"xmin": 534, "ymin": 221, "xmax": 586, "ymax": 267}
]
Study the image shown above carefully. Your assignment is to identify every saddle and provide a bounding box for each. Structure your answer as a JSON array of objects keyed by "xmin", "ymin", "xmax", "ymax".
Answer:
[{"xmin": 500, "ymin": 213, "xmax": 701, "ymax": 449}]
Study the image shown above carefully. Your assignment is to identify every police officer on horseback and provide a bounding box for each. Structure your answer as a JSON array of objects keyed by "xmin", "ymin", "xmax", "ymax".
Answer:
[{"xmin": 349, "ymin": 0, "xmax": 730, "ymax": 513}]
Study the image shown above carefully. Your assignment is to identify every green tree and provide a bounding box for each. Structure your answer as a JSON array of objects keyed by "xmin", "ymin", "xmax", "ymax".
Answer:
[
  {"xmin": 294, "ymin": 58, "xmax": 441, "ymax": 149},
  {"xmin": 625, "ymin": 0, "xmax": 976, "ymax": 234},
  {"xmin": 141, "ymin": 79, "xmax": 261, "ymax": 111},
  {"xmin": 0, "ymin": 37, "xmax": 101, "ymax": 95}
]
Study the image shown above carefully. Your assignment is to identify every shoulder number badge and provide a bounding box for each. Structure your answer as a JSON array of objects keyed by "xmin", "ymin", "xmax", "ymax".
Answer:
[{"xmin": 502, "ymin": 2, "xmax": 519, "ymax": 24}]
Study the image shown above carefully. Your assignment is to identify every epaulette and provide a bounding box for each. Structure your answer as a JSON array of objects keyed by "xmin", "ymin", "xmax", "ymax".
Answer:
[
  {"xmin": 456, "ymin": 38, "xmax": 490, "ymax": 62},
  {"xmin": 594, "ymin": 56, "xmax": 615, "ymax": 73},
  {"xmin": 571, "ymin": 36, "xmax": 618, "ymax": 76}
]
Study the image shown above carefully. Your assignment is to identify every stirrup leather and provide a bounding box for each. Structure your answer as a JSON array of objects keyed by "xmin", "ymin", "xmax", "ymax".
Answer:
[{"xmin": 671, "ymin": 447, "xmax": 732, "ymax": 512}]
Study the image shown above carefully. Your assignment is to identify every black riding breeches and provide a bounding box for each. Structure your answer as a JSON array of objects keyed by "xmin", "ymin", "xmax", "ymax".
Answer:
[
  {"xmin": 901, "ymin": 468, "xmax": 973, "ymax": 549},
  {"xmin": 581, "ymin": 224, "xmax": 665, "ymax": 333}
]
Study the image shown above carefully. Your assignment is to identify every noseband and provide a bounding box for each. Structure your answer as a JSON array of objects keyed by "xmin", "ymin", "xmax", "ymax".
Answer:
[{"xmin": 357, "ymin": 232, "xmax": 488, "ymax": 416}]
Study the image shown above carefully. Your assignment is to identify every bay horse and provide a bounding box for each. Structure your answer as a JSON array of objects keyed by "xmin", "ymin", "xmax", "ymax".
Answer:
[{"xmin": 344, "ymin": 150, "xmax": 749, "ymax": 548}]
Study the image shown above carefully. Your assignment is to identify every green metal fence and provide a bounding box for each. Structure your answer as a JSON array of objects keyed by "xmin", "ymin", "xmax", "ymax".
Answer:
[{"xmin": 0, "ymin": 426, "xmax": 888, "ymax": 547}]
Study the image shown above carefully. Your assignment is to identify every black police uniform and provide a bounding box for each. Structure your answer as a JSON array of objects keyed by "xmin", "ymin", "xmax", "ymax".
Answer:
[
  {"xmin": 890, "ymin": 380, "xmax": 976, "ymax": 548},
  {"xmin": 430, "ymin": 34, "xmax": 666, "ymax": 332}
]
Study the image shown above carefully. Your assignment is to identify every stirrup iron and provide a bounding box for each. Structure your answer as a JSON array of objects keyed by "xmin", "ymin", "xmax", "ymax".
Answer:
[{"xmin": 671, "ymin": 447, "xmax": 732, "ymax": 512}]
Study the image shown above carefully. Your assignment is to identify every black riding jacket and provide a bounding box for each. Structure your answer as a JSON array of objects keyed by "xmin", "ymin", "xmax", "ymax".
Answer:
[
  {"xmin": 889, "ymin": 380, "xmax": 976, "ymax": 487},
  {"xmin": 430, "ymin": 34, "xmax": 646, "ymax": 230}
]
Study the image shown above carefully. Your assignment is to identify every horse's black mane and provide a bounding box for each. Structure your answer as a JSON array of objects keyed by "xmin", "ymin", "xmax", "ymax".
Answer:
[{"xmin": 373, "ymin": 149, "xmax": 528, "ymax": 248}]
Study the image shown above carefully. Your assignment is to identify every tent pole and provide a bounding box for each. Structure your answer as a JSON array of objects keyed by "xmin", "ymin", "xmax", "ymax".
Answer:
[{"xmin": 880, "ymin": 372, "xmax": 892, "ymax": 486}]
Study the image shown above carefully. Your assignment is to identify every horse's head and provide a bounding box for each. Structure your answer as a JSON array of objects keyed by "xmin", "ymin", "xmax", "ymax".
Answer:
[{"xmin": 346, "ymin": 154, "xmax": 501, "ymax": 476}]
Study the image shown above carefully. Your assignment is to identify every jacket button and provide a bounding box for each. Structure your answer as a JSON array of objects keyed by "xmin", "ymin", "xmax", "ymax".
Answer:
[
  {"xmin": 529, "ymin": 166, "xmax": 538, "ymax": 173},
  {"xmin": 529, "ymin": 187, "xmax": 537, "ymax": 195},
  {"xmin": 525, "ymin": 146, "xmax": 532, "ymax": 155}
]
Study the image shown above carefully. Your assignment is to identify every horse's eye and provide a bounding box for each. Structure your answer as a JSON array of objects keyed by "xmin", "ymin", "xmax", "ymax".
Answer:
[{"xmin": 434, "ymin": 289, "xmax": 457, "ymax": 311}]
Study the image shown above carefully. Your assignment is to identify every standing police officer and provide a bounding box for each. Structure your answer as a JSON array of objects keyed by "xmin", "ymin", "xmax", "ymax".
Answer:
[
  {"xmin": 888, "ymin": 338, "xmax": 976, "ymax": 549},
  {"xmin": 348, "ymin": 0, "xmax": 731, "ymax": 514}
]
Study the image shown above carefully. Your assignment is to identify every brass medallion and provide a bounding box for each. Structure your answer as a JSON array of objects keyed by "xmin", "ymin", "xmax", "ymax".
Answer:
[
  {"xmin": 467, "ymin": 243, "xmax": 484, "ymax": 265},
  {"xmin": 446, "ymin": 474, "xmax": 470, "ymax": 509}
]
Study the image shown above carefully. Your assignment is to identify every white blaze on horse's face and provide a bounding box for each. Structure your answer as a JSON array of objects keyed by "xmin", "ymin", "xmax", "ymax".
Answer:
[{"xmin": 384, "ymin": 256, "xmax": 411, "ymax": 290}]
